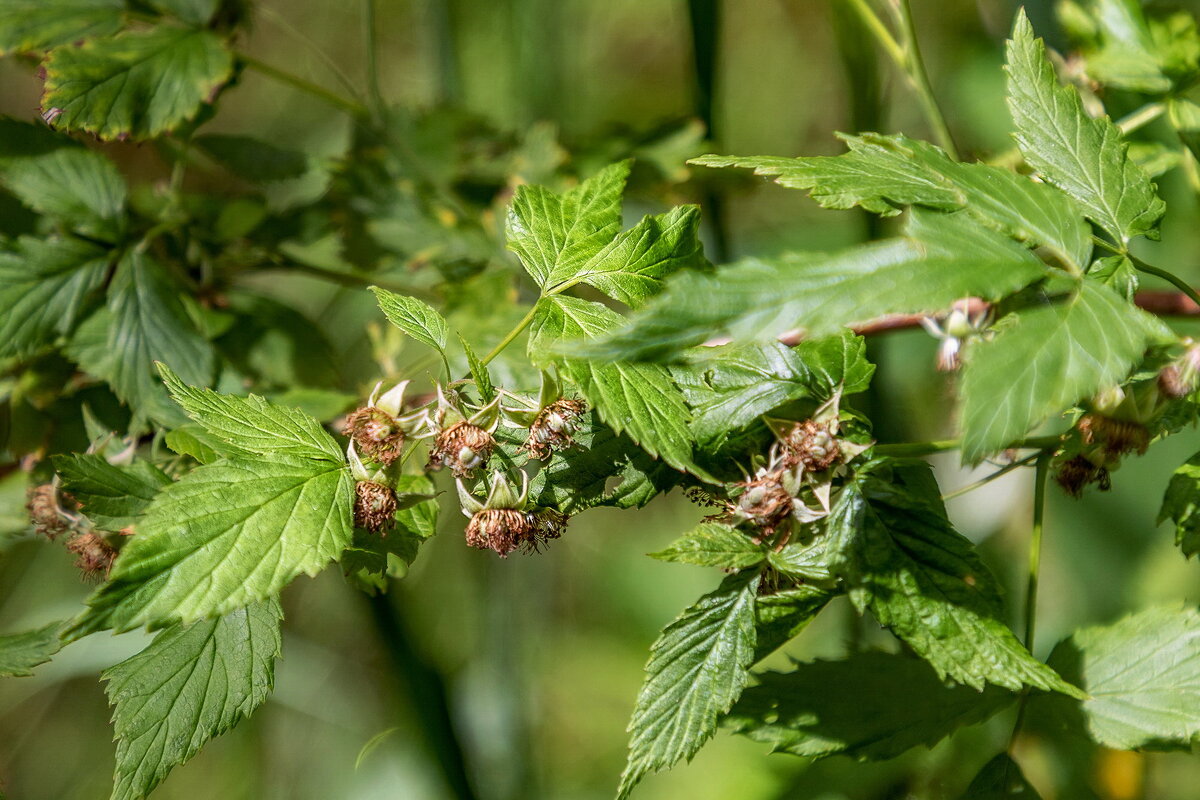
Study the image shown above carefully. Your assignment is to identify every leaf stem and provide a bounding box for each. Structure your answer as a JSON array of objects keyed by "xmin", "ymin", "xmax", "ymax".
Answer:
[
  {"xmin": 481, "ymin": 303, "xmax": 541, "ymax": 366},
  {"xmin": 1117, "ymin": 101, "xmax": 1165, "ymax": 134},
  {"xmin": 844, "ymin": 0, "xmax": 906, "ymax": 69},
  {"xmin": 940, "ymin": 452, "xmax": 1040, "ymax": 501},
  {"xmin": 259, "ymin": 261, "xmax": 437, "ymax": 300},
  {"xmin": 363, "ymin": 0, "xmax": 385, "ymax": 121},
  {"xmin": 239, "ymin": 54, "xmax": 369, "ymax": 117},
  {"xmin": 896, "ymin": 0, "xmax": 958, "ymax": 159},
  {"xmin": 1128, "ymin": 254, "xmax": 1200, "ymax": 310},
  {"xmin": 1009, "ymin": 451, "xmax": 1052, "ymax": 753},
  {"xmin": 875, "ymin": 434, "xmax": 1062, "ymax": 458}
]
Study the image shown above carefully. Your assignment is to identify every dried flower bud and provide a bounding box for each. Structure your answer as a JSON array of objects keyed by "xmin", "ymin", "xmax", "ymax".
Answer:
[
  {"xmin": 354, "ymin": 480, "xmax": 398, "ymax": 533},
  {"xmin": 732, "ymin": 471, "xmax": 793, "ymax": 534},
  {"xmin": 26, "ymin": 484, "xmax": 73, "ymax": 540},
  {"xmin": 1077, "ymin": 413, "xmax": 1150, "ymax": 457},
  {"xmin": 1054, "ymin": 454, "xmax": 1111, "ymax": 497},
  {"xmin": 524, "ymin": 398, "xmax": 586, "ymax": 459},
  {"xmin": 464, "ymin": 508, "xmax": 566, "ymax": 557},
  {"xmin": 343, "ymin": 407, "xmax": 406, "ymax": 465},
  {"xmin": 1159, "ymin": 346, "xmax": 1200, "ymax": 399},
  {"xmin": 66, "ymin": 532, "xmax": 117, "ymax": 581},
  {"xmin": 781, "ymin": 420, "xmax": 842, "ymax": 472},
  {"xmin": 428, "ymin": 421, "xmax": 495, "ymax": 477}
]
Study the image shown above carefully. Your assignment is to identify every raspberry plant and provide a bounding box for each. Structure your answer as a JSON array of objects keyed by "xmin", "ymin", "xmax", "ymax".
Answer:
[{"xmin": 6, "ymin": 1, "xmax": 1200, "ymax": 798}]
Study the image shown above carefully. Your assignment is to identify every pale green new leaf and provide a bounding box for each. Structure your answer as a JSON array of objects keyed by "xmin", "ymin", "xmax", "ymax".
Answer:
[
  {"xmin": 0, "ymin": 118, "xmax": 126, "ymax": 240},
  {"xmin": 0, "ymin": 621, "xmax": 64, "ymax": 677},
  {"xmin": 649, "ymin": 522, "xmax": 767, "ymax": 569},
  {"xmin": 1160, "ymin": 450, "xmax": 1200, "ymax": 558},
  {"xmin": 958, "ymin": 753, "xmax": 1042, "ymax": 799},
  {"xmin": 576, "ymin": 209, "xmax": 1048, "ymax": 362},
  {"xmin": 53, "ymin": 453, "xmax": 170, "ymax": 530},
  {"xmin": 530, "ymin": 294, "xmax": 703, "ymax": 477},
  {"xmin": 104, "ymin": 600, "xmax": 281, "ymax": 800},
  {"xmin": 0, "ymin": 0, "xmax": 123, "ymax": 54},
  {"xmin": 727, "ymin": 652, "xmax": 1014, "ymax": 760},
  {"xmin": 694, "ymin": 133, "xmax": 1091, "ymax": 269},
  {"xmin": 506, "ymin": 161, "xmax": 629, "ymax": 289},
  {"xmin": 959, "ymin": 280, "xmax": 1167, "ymax": 462},
  {"xmin": 96, "ymin": 252, "xmax": 214, "ymax": 418},
  {"xmin": 1006, "ymin": 10, "xmax": 1164, "ymax": 243},
  {"xmin": 158, "ymin": 363, "xmax": 344, "ymax": 463},
  {"xmin": 370, "ymin": 286, "xmax": 448, "ymax": 352},
  {"xmin": 830, "ymin": 465, "xmax": 1081, "ymax": 696},
  {"xmin": 1038, "ymin": 606, "xmax": 1200, "ymax": 750},
  {"xmin": 69, "ymin": 457, "xmax": 353, "ymax": 634},
  {"xmin": 42, "ymin": 25, "xmax": 234, "ymax": 140},
  {"xmin": 0, "ymin": 236, "xmax": 109, "ymax": 358},
  {"xmin": 618, "ymin": 573, "xmax": 759, "ymax": 799}
]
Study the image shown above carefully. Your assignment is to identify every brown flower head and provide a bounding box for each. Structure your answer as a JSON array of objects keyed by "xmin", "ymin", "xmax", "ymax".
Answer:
[
  {"xmin": 1054, "ymin": 454, "xmax": 1112, "ymax": 498},
  {"xmin": 429, "ymin": 421, "xmax": 495, "ymax": 477},
  {"xmin": 524, "ymin": 398, "xmax": 586, "ymax": 460},
  {"xmin": 458, "ymin": 471, "xmax": 566, "ymax": 557},
  {"xmin": 66, "ymin": 532, "xmax": 117, "ymax": 581},
  {"xmin": 26, "ymin": 484, "xmax": 72, "ymax": 540},
  {"xmin": 343, "ymin": 407, "xmax": 406, "ymax": 465},
  {"xmin": 354, "ymin": 480, "xmax": 398, "ymax": 533},
  {"xmin": 1078, "ymin": 413, "xmax": 1150, "ymax": 458},
  {"xmin": 781, "ymin": 420, "xmax": 841, "ymax": 472},
  {"xmin": 1159, "ymin": 346, "xmax": 1200, "ymax": 399},
  {"xmin": 731, "ymin": 470, "xmax": 794, "ymax": 535}
]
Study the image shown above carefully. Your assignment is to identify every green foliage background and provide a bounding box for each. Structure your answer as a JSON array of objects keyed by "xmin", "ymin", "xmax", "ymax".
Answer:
[{"xmin": 4, "ymin": 0, "xmax": 1200, "ymax": 798}]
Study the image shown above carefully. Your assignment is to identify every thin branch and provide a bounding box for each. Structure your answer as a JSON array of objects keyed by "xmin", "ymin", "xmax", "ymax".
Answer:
[{"xmin": 239, "ymin": 54, "xmax": 369, "ymax": 117}]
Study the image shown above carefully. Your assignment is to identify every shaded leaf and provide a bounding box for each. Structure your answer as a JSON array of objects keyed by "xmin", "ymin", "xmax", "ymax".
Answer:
[
  {"xmin": 0, "ymin": 620, "xmax": 64, "ymax": 677},
  {"xmin": 0, "ymin": 0, "xmax": 123, "ymax": 54},
  {"xmin": 193, "ymin": 134, "xmax": 308, "ymax": 182},
  {"xmin": 1160, "ymin": 450, "xmax": 1200, "ymax": 558},
  {"xmin": 52, "ymin": 453, "xmax": 170, "ymax": 530},
  {"xmin": 958, "ymin": 753, "xmax": 1042, "ymax": 799}
]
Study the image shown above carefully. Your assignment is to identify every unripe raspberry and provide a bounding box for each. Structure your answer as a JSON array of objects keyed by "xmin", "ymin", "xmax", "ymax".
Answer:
[
  {"xmin": 343, "ymin": 407, "xmax": 406, "ymax": 465},
  {"xmin": 428, "ymin": 421, "xmax": 495, "ymax": 477},
  {"xmin": 781, "ymin": 420, "xmax": 842, "ymax": 472}
]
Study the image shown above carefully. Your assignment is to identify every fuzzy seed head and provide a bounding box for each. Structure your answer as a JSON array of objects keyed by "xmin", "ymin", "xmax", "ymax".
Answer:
[
  {"xmin": 781, "ymin": 420, "xmax": 842, "ymax": 472},
  {"xmin": 343, "ymin": 407, "xmax": 406, "ymax": 465},
  {"xmin": 428, "ymin": 422, "xmax": 495, "ymax": 477},
  {"xmin": 66, "ymin": 532, "xmax": 117, "ymax": 581},
  {"xmin": 354, "ymin": 480, "xmax": 398, "ymax": 533},
  {"xmin": 732, "ymin": 471, "xmax": 793, "ymax": 534},
  {"xmin": 1078, "ymin": 413, "xmax": 1150, "ymax": 457},
  {"xmin": 26, "ymin": 484, "xmax": 73, "ymax": 540},
  {"xmin": 464, "ymin": 507, "xmax": 565, "ymax": 557},
  {"xmin": 524, "ymin": 398, "xmax": 586, "ymax": 460}
]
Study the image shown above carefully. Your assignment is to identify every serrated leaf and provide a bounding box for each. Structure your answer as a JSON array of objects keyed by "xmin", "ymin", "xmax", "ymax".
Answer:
[
  {"xmin": 506, "ymin": 161, "xmax": 629, "ymax": 289},
  {"xmin": 369, "ymin": 286, "xmax": 448, "ymax": 352},
  {"xmin": 0, "ymin": 620, "xmax": 65, "ymax": 677},
  {"xmin": 460, "ymin": 336, "xmax": 495, "ymax": 402},
  {"xmin": 68, "ymin": 456, "xmax": 353, "ymax": 635},
  {"xmin": 695, "ymin": 133, "xmax": 1091, "ymax": 269},
  {"xmin": 959, "ymin": 280, "xmax": 1167, "ymax": 462},
  {"xmin": 649, "ymin": 522, "xmax": 767, "ymax": 569},
  {"xmin": 766, "ymin": 533, "xmax": 838, "ymax": 584},
  {"xmin": 752, "ymin": 586, "xmax": 831, "ymax": 661},
  {"xmin": 0, "ymin": 235, "xmax": 109, "ymax": 359},
  {"xmin": 90, "ymin": 253, "xmax": 214, "ymax": 422},
  {"xmin": 148, "ymin": 0, "xmax": 219, "ymax": 26},
  {"xmin": 42, "ymin": 25, "xmax": 234, "ymax": 141},
  {"xmin": 829, "ymin": 463, "xmax": 1081, "ymax": 696},
  {"xmin": 530, "ymin": 294, "xmax": 706, "ymax": 478},
  {"xmin": 958, "ymin": 753, "xmax": 1042, "ymax": 799},
  {"xmin": 727, "ymin": 651, "xmax": 1014, "ymax": 761},
  {"xmin": 193, "ymin": 134, "xmax": 308, "ymax": 182},
  {"xmin": 104, "ymin": 600, "xmax": 281, "ymax": 800},
  {"xmin": 164, "ymin": 424, "xmax": 227, "ymax": 464},
  {"xmin": 53, "ymin": 453, "xmax": 170, "ymax": 530},
  {"xmin": 157, "ymin": 363, "xmax": 343, "ymax": 463},
  {"xmin": 1037, "ymin": 606, "xmax": 1200, "ymax": 750},
  {"xmin": 0, "ymin": 117, "xmax": 126, "ymax": 240},
  {"xmin": 575, "ymin": 210, "xmax": 1049, "ymax": 362},
  {"xmin": 1006, "ymin": 10, "xmax": 1164, "ymax": 244},
  {"xmin": 1160, "ymin": 450, "xmax": 1200, "ymax": 558},
  {"xmin": 618, "ymin": 573, "xmax": 759, "ymax": 799},
  {"xmin": 0, "ymin": 0, "xmax": 124, "ymax": 54},
  {"xmin": 674, "ymin": 334, "xmax": 873, "ymax": 446}
]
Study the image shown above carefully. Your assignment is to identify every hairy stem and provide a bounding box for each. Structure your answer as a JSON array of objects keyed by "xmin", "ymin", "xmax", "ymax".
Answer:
[{"xmin": 239, "ymin": 54, "xmax": 368, "ymax": 117}]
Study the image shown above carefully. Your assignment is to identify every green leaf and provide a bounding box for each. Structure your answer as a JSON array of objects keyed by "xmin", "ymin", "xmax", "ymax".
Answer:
[
  {"xmin": 0, "ymin": 118, "xmax": 126, "ymax": 240},
  {"xmin": 959, "ymin": 280, "xmax": 1167, "ymax": 462},
  {"xmin": 958, "ymin": 753, "xmax": 1042, "ymax": 799},
  {"xmin": 0, "ymin": 235, "xmax": 109, "ymax": 359},
  {"xmin": 52, "ymin": 453, "xmax": 170, "ymax": 530},
  {"xmin": 42, "ymin": 25, "xmax": 234, "ymax": 141},
  {"xmin": 148, "ymin": 0, "xmax": 219, "ymax": 26},
  {"xmin": 1037, "ymin": 606, "xmax": 1200, "ymax": 750},
  {"xmin": 618, "ymin": 573, "xmax": 759, "ymax": 799},
  {"xmin": 369, "ymin": 286, "xmax": 448, "ymax": 352},
  {"xmin": 92, "ymin": 252, "xmax": 214, "ymax": 420},
  {"xmin": 164, "ymin": 424, "xmax": 229, "ymax": 465},
  {"xmin": 460, "ymin": 336, "xmax": 495, "ymax": 402},
  {"xmin": 505, "ymin": 161, "xmax": 629, "ymax": 290},
  {"xmin": 0, "ymin": 620, "xmax": 65, "ymax": 677},
  {"xmin": 68, "ymin": 456, "xmax": 353, "ymax": 634},
  {"xmin": 157, "ymin": 363, "xmax": 343, "ymax": 463},
  {"xmin": 575, "ymin": 210, "xmax": 1049, "ymax": 362},
  {"xmin": 104, "ymin": 600, "xmax": 281, "ymax": 800},
  {"xmin": 829, "ymin": 463, "xmax": 1081, "ymax": 696},
  {"xmin": 193, "ymin": 134, "xmax": 308, "ymax": 182},
  {"xmin": 752, "ymin": 586, "xmax": 832, "ymax": 662},
  {"xmin": 727, "ymin": 651, "xmax": 1014, "ymax": 760},
  {"xmin": 694, "ymin": 133, "xmax": 1091, "ymax": 269},
  {"xmin": 766, "ymin": 533, "xmax": 838, "ymax": 585},
  {"xmin": 0, "ymin": 0, "xmax": 124, "ymax": 54},
  {"xmin": 649, "ymin": 522, "xmax": 767, "ymax": 569},
  {"xmin": 530, "ymin": 294, "xmax": 706, "ymax": 477},
  {"xmin": 341, "ymin": 475, "xmax": 438, "ymax": 578},
  {"xmin": 1160, "ymin": 450, "xmax": 1200, "ymax": 558},
  {"xmin": 1006, "ymin": 10, "xmax": 1164, "ymax": 244},
  {"xmin": 674, "ymin": 334, "xmax": 873, "ymax": 446}
]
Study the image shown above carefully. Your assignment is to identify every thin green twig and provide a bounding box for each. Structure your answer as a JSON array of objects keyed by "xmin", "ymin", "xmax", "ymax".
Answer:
[
  {"xmin": 875, "ymin": 434, "xmax": 1062, "ymax": 458},
  {"xmin": 239, "ymin": 54, "xmax": 368, "ymax": 117},
  {"xmin": 364, "ymin": 0, "xmax": 385, "ymax": 121},
  {"xmin": 896, "ymin": 0, "xmax": 958, "ymax": 159},
  {"xmin": 1009, "ymin": 451, "xmax": 1052, "ymax": 753},
  {"xmin": 481, "ymin": 303, "xmax": 541, "ymax": 366},
  {"xmin": 941, "ymin": 452, "xmax": 1040, "ymax": 501},
  {"xmin": 1128, "ymin": 254, "xmax": 1200, "ymax": 310}
]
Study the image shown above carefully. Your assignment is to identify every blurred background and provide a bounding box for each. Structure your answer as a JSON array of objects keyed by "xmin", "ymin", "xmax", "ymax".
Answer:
[{"xmin": 4, "ymin": 0, "xmax": 1200, "ymax": 798}]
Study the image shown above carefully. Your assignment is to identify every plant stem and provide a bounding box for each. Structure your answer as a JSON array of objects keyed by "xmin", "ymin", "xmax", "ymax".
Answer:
[
  {"xmin": 1128, "ymin": 254, "xmax": 1200, "ymax": 310},
  {"xmin": 260, "ymin": 261, "xmax": 437, "ymax": 300},
  {"xmin": 364, "ymin": 0, "xmax": 385, "ymax": 120},
  {"xmin": 941, "ymin": 452, "xmax": 1040, "ymax": 501},
  {"xmin": 1009, "ymin": 451, "xmax": 1052, "ymax": 753},
  {"xmin": 481, "ymin": 303, "xmax": 540, "ymax": 366},
  {"xmin": 239, "ymin": 54, "xmax": 368, "ymax": 117},
  {"xmin": 875, "ymin": 434, "xmax": 1062, "ymax": 458},
  {"xmin": 896, "ymin": 0, "xmax": 958, "ymax": 159},
  {"xmin": 363, "ymin": 592, "xmax": 479, "ymax": 800},
  {"xmin": 687, "ymin": 0, "xmax": 731, "ymax": 262},
  {"xmin": 1117, "ymin": 101, "xmax": 1165, "ymax": 134},
  {"xmin": 844, "ymin": 0, "xmax": 906, "ymax": 68}
]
